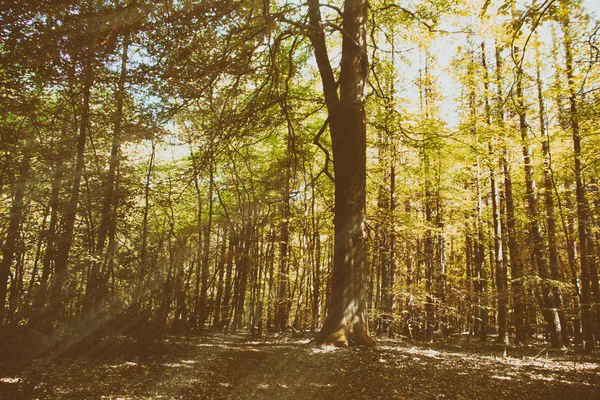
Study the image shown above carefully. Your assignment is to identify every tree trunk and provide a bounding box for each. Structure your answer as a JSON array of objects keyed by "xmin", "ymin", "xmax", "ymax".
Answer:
[
  {"xmin": 0, "ymin": 149, "xmax": 31, "ymax": 325},
  {"xmin": 221, "ymin": 233, "xmax": 235, "ymax": 328},
  {"xmin": 213, "ymin": 227, "xmax": 227, "ymax": 328},
  {"xmin": 188, "ymin": 144, "xmax": 203, "ymax": 330},
  {"xmin": 30, "ymin": 159, "xmax": 63, "ymax": 328},
  {"xmin": 199, "ymin": 143, "xmax": 214, "ymax": 328},
  {"xmin": 475, "ymin": 161, "xmax": 487, "ymax": 342},
  {"xmin": 465, "ymin": 223, "xmax": 473, "ymax": 337},
  {"xmin": 423, "ymin": 149, "xmax": 435, "ymax": 341},
  {"xmin": 495, "ymin": 46, "xmax": 526, "ymax": 344},
  {"xmin": 266, "ymin": 228, "xmax": 275, "ymax": 331},
  {"xmin": 50, "ymin": 61, "xmax": 93, "ymax": 322},
  {"xmin": 276, "ymin": 169, "xmax": 290, "ymax": 331},
  {"xmin": 481, "ymin": 42, "xmax": 507, "ymax": 343},
  {"xmin": 309, "ymin": 0, "xmax": 372, "ymax": 346},
  {"xmin": 515, "ymin": 49, "xmax": 563, "ymax": 348},
  {"xmin": 136, "ymin": 139, "xmax": 155, "ymax": 308},
  {"xmin": 85, "ymin": 32, "xmax": 129, "ymax": 312},
  {"xmin": 536, "ymin": 60, "xmax": 570, "ymax": 346},
  {"xmin": 233, "ymin": 228, "xmax": 251, "ymax": 330},
  {"xmin": 562, "ymin": 17, "xmax": 594, "ymax": 352},
  {"xmin": 564, "ymin": 179, "xmax": 582, "ymax": 344},
  {"xmin": 435, "ymin": 169, "xmax": 445, "ymax": 338}
]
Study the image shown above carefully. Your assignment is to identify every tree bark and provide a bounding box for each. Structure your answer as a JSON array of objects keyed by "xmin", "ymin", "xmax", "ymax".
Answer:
[
  {"xmin": 276, "ymin": 157, "xmax": 291, "ymax": 331},
  {"xmin": 29, "ymin": 159, "xmax": 63, "ymax": 328},
  {"xmin": 199, "ymin": 142, "xmax": 214, "ymax": 328},
  {"xmin": 481, "ymin": 42, "xmax": 507, "ymax": 344},
  {"xmin": 495, "ymin": 46, "xmax": 526, "ymax": 344},
  {"xmin": 475, "ymin": 161, "xmax": 487, "ymax": 342},
  {"xmin": 213, "ymin": 227, "xmax": 227, "ymax": 328},
  {"xmin": 0, "ymin": 148, "xmax": 31, "ymax": 325},
  {"xmin": 562, "ymin": 16, "xmax": 594, "ymax": 351},
  {"xmin": 221, "ymin": 233, "xmax": 235, "ymax": 328},
  {"xmin": 536, "ymin": 60, "xmax": 570, "ymax": 346},
  {"xmin": 310, "ymin": 0, "xmax": 372, "ymax": 346},
  {"xmin": 50, "ymin": 59, "xmax": 93, "ymax": 322},
  {"xmin": 85, "ymin": 31, "xmax": 129, "ymax": 312},
  {"xmin": 135, "ymin": 138, "xmax": 155, "ymax": 308},
  {"xmin": 514, "ymin": 47, "xmax": 563, "ymax": 348}
]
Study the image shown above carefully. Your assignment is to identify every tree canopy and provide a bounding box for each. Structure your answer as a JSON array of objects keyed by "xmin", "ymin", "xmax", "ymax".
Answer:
[{"xmin": 1, "ymin": 0, "xmax": 600, "ymax": 359}]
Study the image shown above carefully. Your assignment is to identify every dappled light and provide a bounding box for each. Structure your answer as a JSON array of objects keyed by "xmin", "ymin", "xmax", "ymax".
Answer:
[
  {"xmin": 1, "ymin": 334, "xmax": 599, "ymax": 399},
  {"xmin": 1, "ymin": 0, "xmax": 600, "ymax": 398}
]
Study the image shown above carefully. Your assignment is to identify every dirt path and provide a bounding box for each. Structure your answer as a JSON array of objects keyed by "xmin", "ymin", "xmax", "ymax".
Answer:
[{"xmin": 1, "ymin": 333, "xmax": 598, "ymax": 399}]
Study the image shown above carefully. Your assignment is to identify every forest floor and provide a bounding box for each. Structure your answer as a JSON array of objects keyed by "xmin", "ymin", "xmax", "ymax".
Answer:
[{"xmin": 0, "ymin": 331, "xmax": 599, "ymax": 400}]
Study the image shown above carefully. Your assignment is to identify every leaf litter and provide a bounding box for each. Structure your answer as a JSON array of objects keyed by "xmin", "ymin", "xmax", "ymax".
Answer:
[{"xmin": 0, "ymin": 333, "xmax": 598, "ymax": 399}]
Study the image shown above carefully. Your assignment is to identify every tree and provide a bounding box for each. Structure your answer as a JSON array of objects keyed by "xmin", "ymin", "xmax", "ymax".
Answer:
[
  {"xmin": 560, "ymin": 3, "xmax": 595, "ymax": 352},
  {"xmin": 305, "ymin": 0, "xmax": 372, "ymax": 346}
]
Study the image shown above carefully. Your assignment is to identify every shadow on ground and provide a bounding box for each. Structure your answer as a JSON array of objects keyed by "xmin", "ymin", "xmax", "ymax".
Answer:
[{"xmin": 0, "ymin": 333, "xmax": 598, "ymax": 399}]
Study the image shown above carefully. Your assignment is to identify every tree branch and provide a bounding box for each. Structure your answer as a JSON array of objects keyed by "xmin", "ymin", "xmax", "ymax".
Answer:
[{"xmin": 313, "ymin": 118, "xmax": 334, "ymax": 183}]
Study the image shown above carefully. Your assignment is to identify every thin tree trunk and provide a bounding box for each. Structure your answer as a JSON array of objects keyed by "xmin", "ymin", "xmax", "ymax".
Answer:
[
  {"xmin": 30, "ymin": 159, "xmax": 63, "ymax": 328},
  {"xmin": 26, "ymin": 206, "xmax": 49, "ymax": 309},
  {"xmin": 136, "ymin": 139, "xmax": 155, "ymax": 308},
  {"xmin": 276, "ymin": 175, "xmax": 290, "ymax": 331},
  {"xmin": 311, "ymin": 176, "xmax": 321, "ymax": 331},
  {"xmin": 482, "ymin": 42, "xmax": 507, "ymax": 344},
  {"xmin": 266, "ymin": 228, "xmax": 275, "ymax": 331},
  {"xmin": 233, "ymin": 229, "xmax": 251, "ymax": 330},
  {"xmin": 496, "ymin": 46, "xmax": 525, "ymax": 344},
  {"xmin": 199, "ymin": 143, "xmax": 214, "ymax": 328},
  {"xmin": 213, "ymin": 226, "xmax": 227, "ymax": 328},
  {"xmin": 221, "ymin": 233, "xmax": 235, "ymax": 328},
  {"xmin": 424, "ymin": 151, "xmax": 435, "ymax": 341},
  {"xmin": 0, "ymin": 149, "xmax": 31, "ymax": 325},
  {"xmin": 515, "ymin": 48, "xmax": 563, "ymax": 348},
  {"xmin": 189, "ymin": 144, "xmax": 202, "ymax": 330},
  {"xmin": 563, "ymin": 179, "xmax": 582, "ymax": 343},
  {"xmin": 465, "ymin": 223, "xmax": 473, "ymax": 337},
  {"xmin": 475, "ymin": 161, "xmax": 487, "ymax": 342},
  {"xmin": 562, "ymin": 17, "xmax": 594, "ymax": 351},
  {"xmin": 50, "ymin": 61, "xmax": 93, "ymax": 322},
  {"xmin": 85, "ymin": 32, "xmax": 129, "ymax": 312},
  {"xmin": 537, "ymin": 60, "xmax": 570, "ymax": 346}
]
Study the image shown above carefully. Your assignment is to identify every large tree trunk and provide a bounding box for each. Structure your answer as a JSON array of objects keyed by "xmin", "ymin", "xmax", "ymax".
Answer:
[{"xmin": 309, "ymin": 0, "xmax": 372, "ymax": 346}]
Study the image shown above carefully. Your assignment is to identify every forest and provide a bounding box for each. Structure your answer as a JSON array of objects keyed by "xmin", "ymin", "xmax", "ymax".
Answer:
[{"xmin": 1, "ymin": 0, "xmax": 600, "ymax": 399}]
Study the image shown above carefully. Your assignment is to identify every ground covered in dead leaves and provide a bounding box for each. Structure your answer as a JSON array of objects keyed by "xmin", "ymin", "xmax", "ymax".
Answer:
[{"xmin": 1, "ymin": 332, "xmax": 599, "ymax": 399}]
